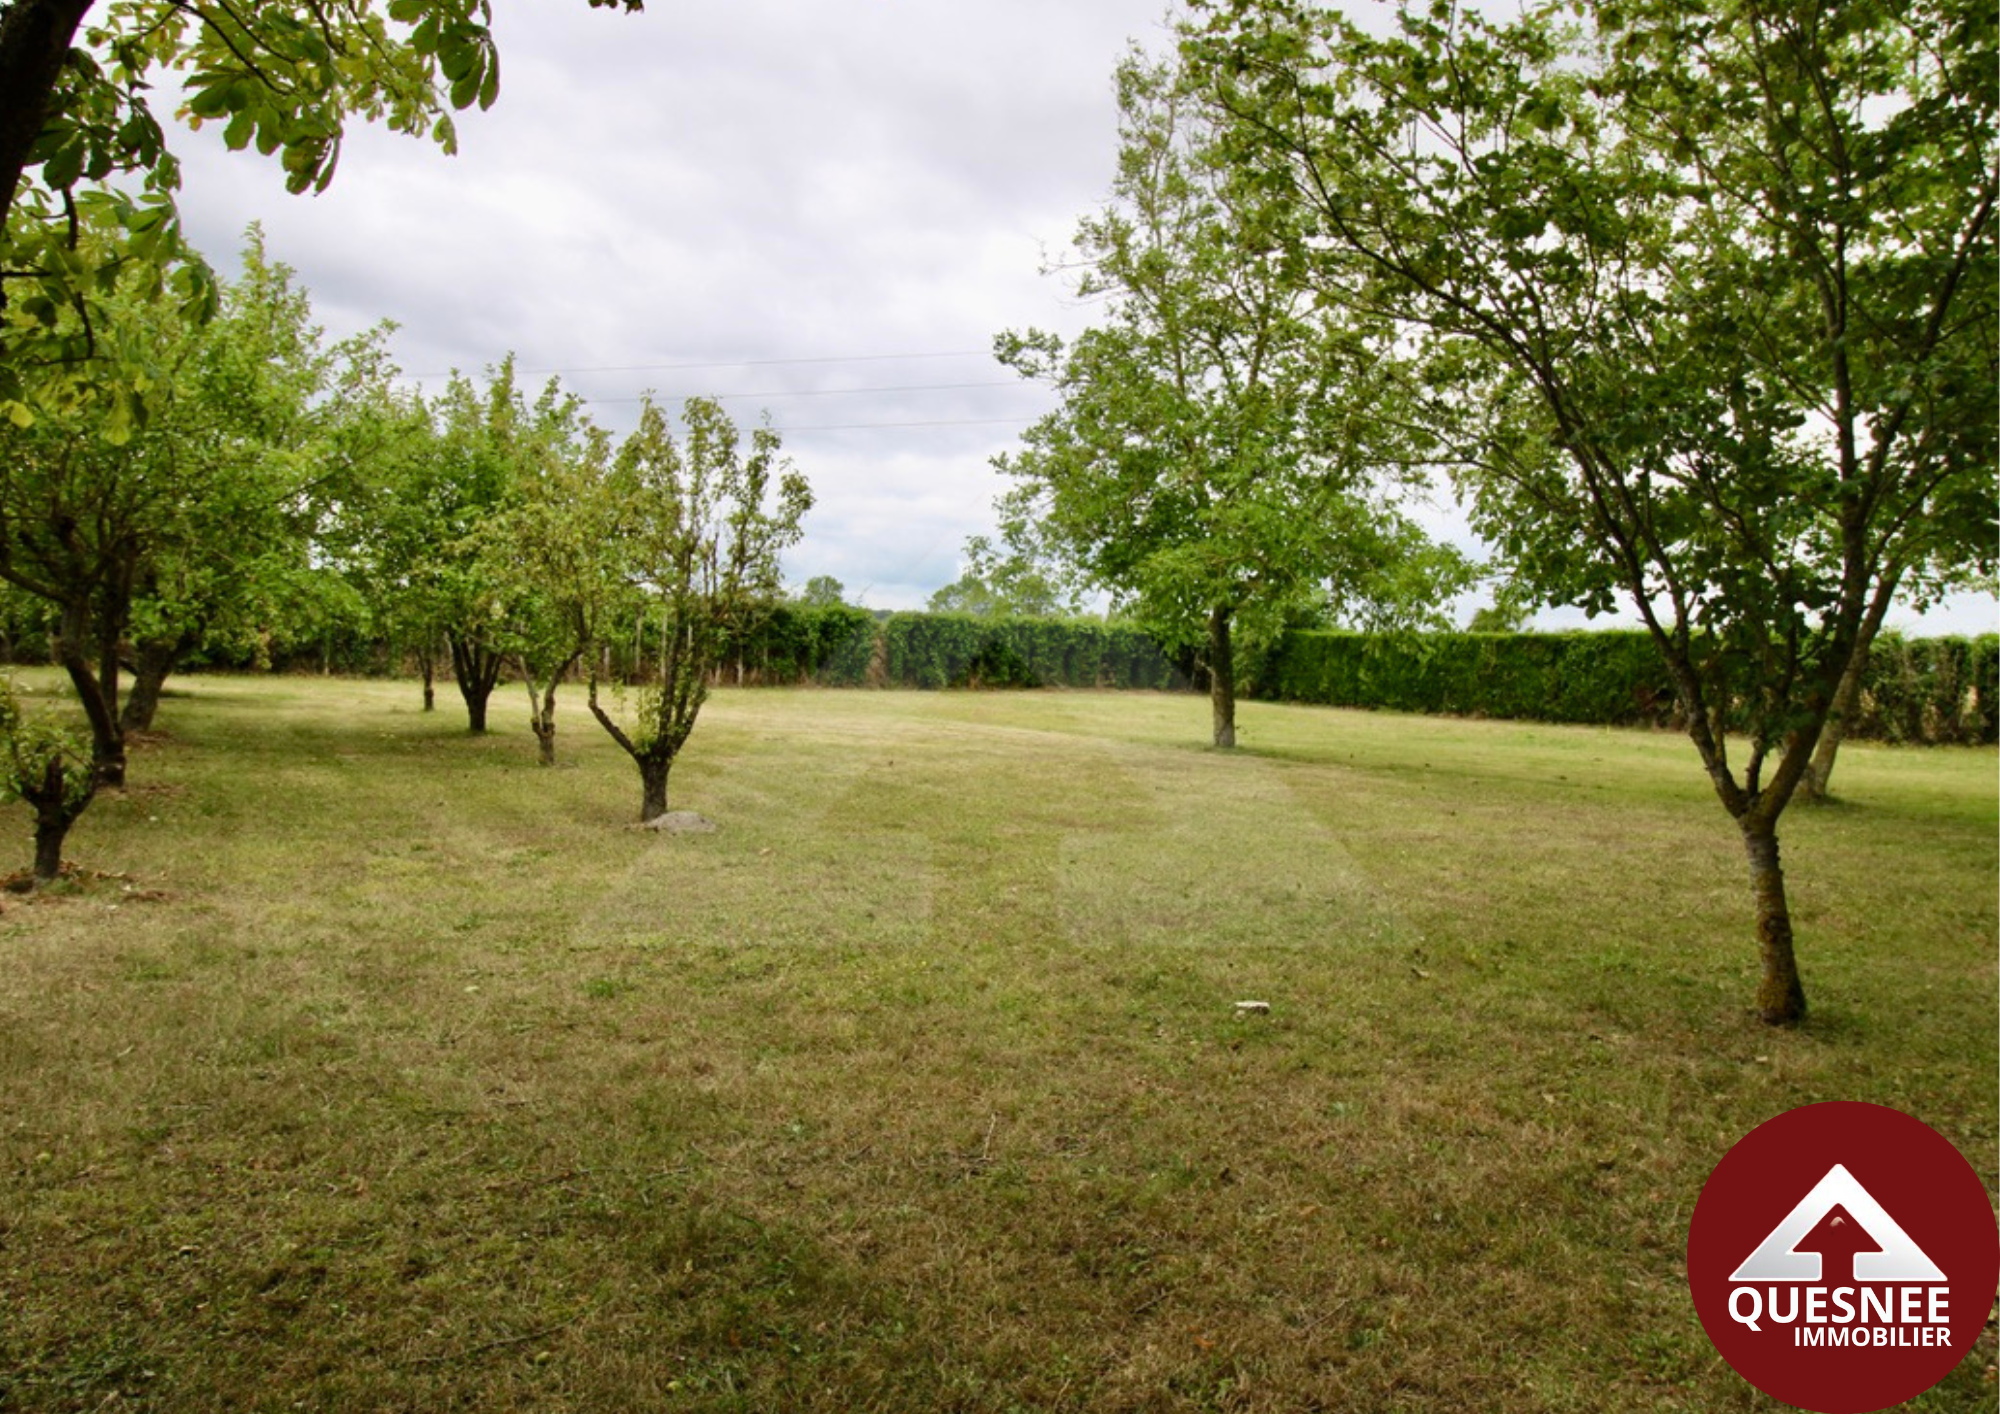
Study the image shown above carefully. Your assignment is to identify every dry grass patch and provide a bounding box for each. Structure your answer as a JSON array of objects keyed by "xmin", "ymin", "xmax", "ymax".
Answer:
[{"xmin": 0, "ymin": 677, "xmax": 1992, "ymax": 1411}]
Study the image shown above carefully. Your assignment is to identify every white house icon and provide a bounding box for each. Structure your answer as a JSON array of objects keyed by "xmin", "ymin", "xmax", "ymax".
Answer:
[{"xmin": 1730, "ymin": 1163, "xmax": 1947, "ymax": 1283}]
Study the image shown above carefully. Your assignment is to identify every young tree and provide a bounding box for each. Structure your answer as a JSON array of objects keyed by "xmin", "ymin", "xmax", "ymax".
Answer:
[
  {"xmin": 1190, "ymin": 0, "xmax": 1996, "ymax": 1021},
  {"xmin": 358, "ymin": 359, "xmax": 579, "ymax": 733},
  {"xmin": 995, "ymin": 53, "xmax": 1466, "ymax": 749},
  {"xmin": 0, "ymin": 677, "xmax": 95, "ymax": 885},
  {"xmin": 587, "ymin": 396, "xmax": 811, "ymax": 823},
  {"xmin": 476, "ymin": 423, "xmax": 619, "ymax": 765}
]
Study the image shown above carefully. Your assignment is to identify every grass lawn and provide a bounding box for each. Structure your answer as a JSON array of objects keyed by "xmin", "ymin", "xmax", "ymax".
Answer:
[{"xmin": 0, "ymin": 675, "xmax": 1993, "ymax": 1412}]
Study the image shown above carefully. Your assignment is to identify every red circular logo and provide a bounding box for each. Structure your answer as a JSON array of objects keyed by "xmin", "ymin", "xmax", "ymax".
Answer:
[{"xmin": 1687, "ymin": 1102, "xmax": 1999, "ymax": 1412}]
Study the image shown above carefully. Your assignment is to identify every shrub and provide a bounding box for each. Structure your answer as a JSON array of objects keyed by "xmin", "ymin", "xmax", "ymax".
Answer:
[{"xmin": 1249, "ymin": 630, "xmax": 1997, "ymax": 743}]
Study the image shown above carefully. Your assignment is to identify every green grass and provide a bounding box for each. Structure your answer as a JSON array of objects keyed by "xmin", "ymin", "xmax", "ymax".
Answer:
[{"xmin": 0, "ymin": 676, "xmax": 1993, "ymax": 1412}]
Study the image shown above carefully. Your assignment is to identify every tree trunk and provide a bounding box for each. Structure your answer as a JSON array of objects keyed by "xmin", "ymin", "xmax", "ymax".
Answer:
[
  {"xmin": 1742, "ymin": 819, "xmax": 1807, "ymax": 1025},
  {"xmin": 1207, "ymin": 605, "xmax": 1237, "ymax": 749},
  {"xmin": 53, "ymin": 602, "xmax": 123, "ymax": 788},
  {"xmin": 120, "ymin": 637, "xmax": 182, "ymax": 733},
  {"xmin": 527, "ymin": 680, "xmax": 557, "ymax": 766},
  {"xmin": 1800, "ymin": 627, "xmax": 1884, "ymax": 804},
  {"xmin": 0, "ymin": 0, "xmax": 93, "ymax": 247},
  {"xmin": 523, "ymin": 655, "xmax": 580, "ymax": 767},
  {"xmin": 1798, "ymin": 675, "xmax": 1859, "ymax": 804},
  {"xmin": 419, "ymin": 645, "xmax": 437, "ymax": 712},
  {"xmin": 32, "ymin": 812, "xmax": 65, "ymax": 883},
  {"xmin": 640, "ymin": 755, "xmax": 671, "ymax": 822},
  {"xmin": 26, "ymin": 756, "xmax": 90, "ymax": 885},
  {"xmin": 447, "ymin": 630, "xmax": 503, "ymax": 734}
]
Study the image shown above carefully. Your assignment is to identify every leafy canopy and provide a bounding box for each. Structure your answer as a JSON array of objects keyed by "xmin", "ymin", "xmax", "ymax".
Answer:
[
  {"xmin": 994, "ymin": 51, "xmax": 1466, "ymax": 658},
  {"xmin": 0, "ymin": 0, "xmax": 642, "ymax": 423}
]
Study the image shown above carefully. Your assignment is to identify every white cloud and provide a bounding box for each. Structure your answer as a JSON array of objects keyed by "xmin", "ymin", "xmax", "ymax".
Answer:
[
  {"xmin": 156, "ymin": 2, "xmax": 1990, "ymax": 629},
  {"xmin": 164, "ymin": 0, "xmax": 1177, "ymax": 607}
]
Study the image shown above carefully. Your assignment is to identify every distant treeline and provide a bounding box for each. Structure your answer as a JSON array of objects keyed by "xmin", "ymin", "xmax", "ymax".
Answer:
[{"xmin": 11, "ymin": 601, "xmax": 1986, "ymax": 744}]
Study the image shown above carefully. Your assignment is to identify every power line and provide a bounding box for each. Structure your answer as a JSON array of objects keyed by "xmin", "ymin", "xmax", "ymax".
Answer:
[
  {"xmin": 769, "ymin": 416, "xmax": 1037, "ymax": 433},
  {"xmin": 406, "ymin": 349, "xmax": 996, "ymax": 380},
  {"xmin": 581, "ymin": 379, "xmax": 1023, "ymax": 404}
]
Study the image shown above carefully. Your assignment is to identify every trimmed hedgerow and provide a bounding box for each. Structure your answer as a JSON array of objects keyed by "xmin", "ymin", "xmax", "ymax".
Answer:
[
  {"xmin": 878, "ymin": 613, "xmax": 1181, "ymax": 691},
  {"xmin": 1848, "ymin": 633, "xmax": 1998, "ymax": 745},
  {"xmin": 1247, "ymin": 631, "xmax": 1675, "ymax": 726},
  {"xmin": 713, "ymin": 604, "xmax": 877, "ymax": 686},
  {"xmin": 1246, "ymin": 629, "xmax": 1997, "ymax": 743}
]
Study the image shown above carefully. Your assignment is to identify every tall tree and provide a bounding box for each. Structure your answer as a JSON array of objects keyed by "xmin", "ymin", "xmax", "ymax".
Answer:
[
  {"xmin": 587, "ymin": 396, "xmax": 811, "ymax": 823},
  {"xmin": 1189, "ymin": 0, "xmax": 1996, "ymax": 1021},
  {"xmin": 322, "ymin": 379, "xmax": 447, "ymax": 706},
  {"xmin": 996, "ymin": 52, "xmax": 1466, "ymax": 749}
]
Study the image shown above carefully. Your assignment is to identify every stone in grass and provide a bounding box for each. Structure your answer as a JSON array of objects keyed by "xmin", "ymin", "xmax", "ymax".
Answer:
[
  {"xmin": 1234, "ymin": 1000, "xmax": 1271, "ymax": 1016},
  {"xmin": 643, "ymin": 811, "xmax": 718, "ymax": 835}
]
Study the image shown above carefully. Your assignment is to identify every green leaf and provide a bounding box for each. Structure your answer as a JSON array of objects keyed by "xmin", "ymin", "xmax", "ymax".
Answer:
[
  {"xmin": 40, "ymin": 140, "xmax": 84, "ymax": 190},
  {"xmin": 184, "ymin": 83, "xmax": 233, "ymax": 119}
]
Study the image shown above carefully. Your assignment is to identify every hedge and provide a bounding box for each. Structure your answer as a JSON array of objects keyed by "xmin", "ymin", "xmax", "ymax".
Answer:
[
  {"xmin": 1850, "ymin": 633, "xmax": 1999, "ymax": 745},
  {"xmin": 878, "ymin": 613, "xmax": 1181, "ymax": 691},
  {"xmin": 156, "ymin": 601, "xmax": 1998, "ymax": 745},
  {"xmin": 717, "ymin": 604, "xmax": 876, "ymax": 686},
  {"xmin": 707, "ymin": 608, "xmax": 1183, "ymax": 690},
  {"xmin": 1247, "ymin": 629, "xmax": 1998, "ymax": 744}
]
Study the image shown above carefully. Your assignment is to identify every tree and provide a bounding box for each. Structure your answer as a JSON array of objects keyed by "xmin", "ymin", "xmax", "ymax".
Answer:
[
  {"xmin": 794, "ymin": 575, "xmax": 848, "ymax": 608},
  {"xmin": 0, "ymin": 677, "xmax": 95, "ymax": 885},
  {"xmin": 1465, "ymin": 602, "xmax": 1529, "ymax": 635},
  {"xmin": 1190, "ymin": 0, "xmax": 1996, "ymax": 1021},
  {"xmin": 995, "ymin": 52, "xmax": 1466, "ymax": 749},
  {"xmin": 119, "ymin": 229, "xmax": 387, "ymax": 727},
  {"xmin": 0, "ymin": 230, "xmax": 387, "ymax": 781},
  {"xmin": 357, "ymin": 359, "xmax": 580, "ymax": 734},
  {"xmin": 325, "ymin": 380, "xmax": 448, "ymax": 706},
  {"xmin": 0, "ymin": 0, "xmax": 642, "ymax": 420},
  {"xmin": 0, "ymin": 253, "xmax": 197, "ymax": 784},
  {"xmin": 924, "ymin": 535, "xmax": 1074, "ymax": 619},
  {"xmin": 586, "ymin": 396, "xmax": 811, "ymax": 823},
  {"xmin": 475, "ymin": 421, "xmax": 619, "ymax": 765}
]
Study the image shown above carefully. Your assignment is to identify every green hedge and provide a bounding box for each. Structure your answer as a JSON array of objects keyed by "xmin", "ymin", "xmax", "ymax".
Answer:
[
  {"xmin": 718, "ymin": 604, "xmax": 877, "ymax": 686},
  {"xmin": 708, "ymin": 608, "xmax": 1182, "ymax": 691},
  {"xmin": 1850, "ymin": 633, "xmax": 1999, "ymax": 745},
  {"xmin": 1249, "ymin": 631, "xmax": 1675, "ymax": 725},
  {"xmin": 879, "ymin": 613, "xmax": 1181, "ymax": 691},
  {"xmin": 1248, "ymin": 630, "xmax": 1998, "ymax": 744}
]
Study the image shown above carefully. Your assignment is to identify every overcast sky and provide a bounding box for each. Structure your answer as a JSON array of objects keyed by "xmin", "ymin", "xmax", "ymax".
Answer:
[{"xmin": 167, "ymin": 0, "xmax": 1994, "ymax": 632}]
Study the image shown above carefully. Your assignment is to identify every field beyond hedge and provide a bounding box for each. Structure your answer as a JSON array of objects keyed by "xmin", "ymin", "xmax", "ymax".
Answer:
[{"xmin": 0, "ymin": 678, "xmax": 1994, "ymax": 1412}]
